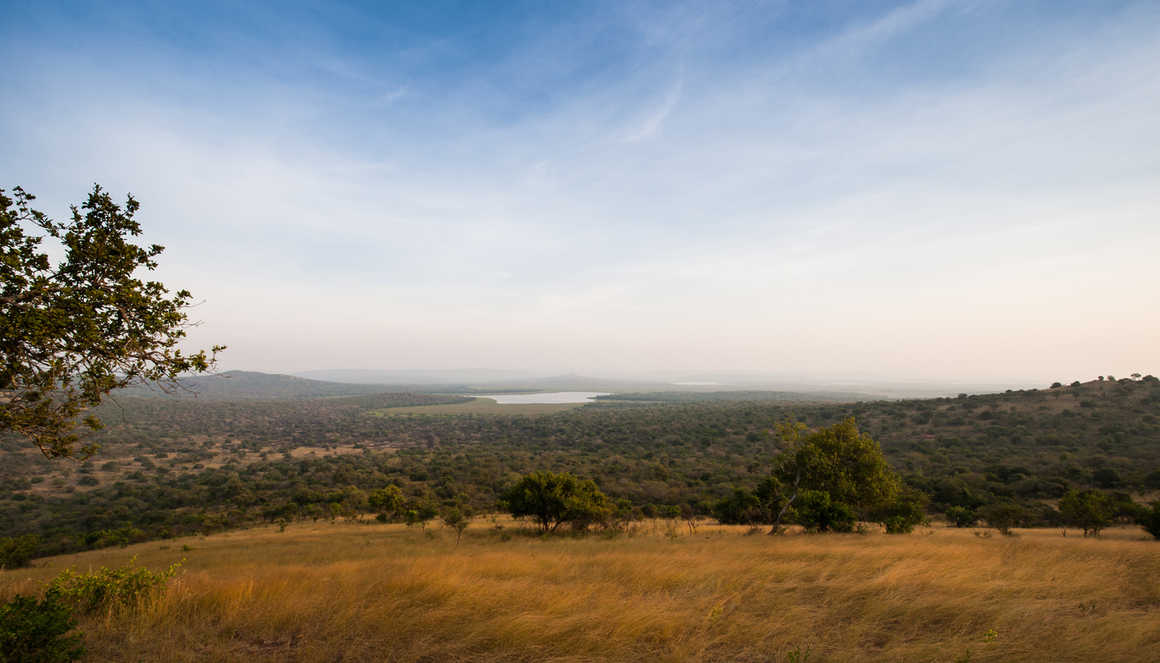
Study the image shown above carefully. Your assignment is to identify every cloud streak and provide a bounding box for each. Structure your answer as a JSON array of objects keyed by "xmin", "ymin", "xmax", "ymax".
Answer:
[{"xmin": 1, "ymin": 0, "xmax": 1157, "ymax": 383}]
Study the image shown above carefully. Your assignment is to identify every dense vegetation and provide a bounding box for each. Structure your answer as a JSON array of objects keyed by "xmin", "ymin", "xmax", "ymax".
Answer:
[{"xmin": 1, "ymin": 376, "xmax": 1158, "ymax": 558}]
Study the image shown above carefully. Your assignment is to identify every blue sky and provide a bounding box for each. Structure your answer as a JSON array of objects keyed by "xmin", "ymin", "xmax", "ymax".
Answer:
[{"xmin": 2, "ymin": 1, "xmax": 1158, "ymax": 383}]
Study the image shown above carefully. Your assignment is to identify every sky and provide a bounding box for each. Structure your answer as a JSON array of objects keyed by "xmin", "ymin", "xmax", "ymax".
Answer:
[{"xmin": 2, "ymin": 0, "xmax": 1158, "ymax": 385}]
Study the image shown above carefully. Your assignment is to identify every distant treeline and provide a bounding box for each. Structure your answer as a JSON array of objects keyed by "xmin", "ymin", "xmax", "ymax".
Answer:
[
  {"xmin": 593, "ymin": 390, "xmax": 872, "ymax": 403},
  {"xmin": 1, "ymin": 377, "xmax": 1158, "ymax": 558}
]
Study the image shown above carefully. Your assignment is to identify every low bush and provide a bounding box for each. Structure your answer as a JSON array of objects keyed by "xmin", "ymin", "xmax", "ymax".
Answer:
[
  {"xmin": 793, "ymin": 490, "xmax": 855, "ymax": 533},
  {"xmin": 1139, "ymin": 502, "xmax": 1160, "ymax": 540},
  {"xmin": 0, "ymin": 593, "xmax": 85, "ymax": 663},
  {"xmin": 0, "ymin": 534, "xmax": 39, "ymax": 569},
  {"xmin": 46, "ymin": 557, "xmax": 182, "ymax": 615},
  {"xmin": 945, "ymin": 506, "xmax": 977, "ymax": 528}
]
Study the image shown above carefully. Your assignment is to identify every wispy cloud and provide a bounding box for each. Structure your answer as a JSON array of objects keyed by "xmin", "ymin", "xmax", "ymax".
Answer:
[
  {"xmin": 624, "ymin": 68, "xmax": 685, "ymax": 142},
  {"xmin": 1, "ymin": 1, "xmax": 1157, "ymax": 381}
]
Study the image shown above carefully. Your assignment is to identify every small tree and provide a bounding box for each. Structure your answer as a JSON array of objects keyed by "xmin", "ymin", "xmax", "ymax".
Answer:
[
  {"xmin": 981, "ymin": 502, "xmax": 1024, "ymax": 536},
  {"xmin": 502, "ymin": 471, "xmax": 613, "ymax": 533},
  {"xmin": 441, "ymin": 508, "xmax": 469, "ymax": 546},
  {"xmin": 713, "ymin": 488, "xmax": 763, "ymax": 525},
  {"xmin": 1060, "ymin": 489, "xmax": 1113, "ymax": 537},
  {"xmin": 369, "ymin": 485, "xmax": 405, "ymax": 520},
  {"xmin": 945, "ymin": 506, "xmax": 977, "ymax": 528}
]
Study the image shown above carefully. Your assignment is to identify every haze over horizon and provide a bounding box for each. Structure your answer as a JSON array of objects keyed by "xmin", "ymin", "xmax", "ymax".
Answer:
[{"xmin": 3, "ymin": 1, "xmax": 1157, "ymax": 385}]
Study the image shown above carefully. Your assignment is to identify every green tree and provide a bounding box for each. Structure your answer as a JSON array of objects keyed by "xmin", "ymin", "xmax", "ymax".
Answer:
[
  {"xmin": 981, "ymin": 502, "xmax": 1024, "ymax": 536},
  {"xmin": 1, "ymin": 185, "xmax": 223, "ymax": 459},
  {"xmin": 1059, "ymin": 489, "xmax": 1113, "ymax": 537},
  {"xmin": 502, "ymin": 471, "xmax": 613, "ymax": 533},
  {"xmin": 713, "ymin": 488, "xmax": 762, "ymax": 525},
  {"xmin": 944, "ymin": 506, "xmax": 977, "ymax": 528},
  {"xmin": 767, "ymin": 418, "xmax": 904, "ymax": 533},
  {"xmin": 441, "ymin": 507, "xmax": 469, "ymax": 545},
  {"xmin": 369, "ymin": 485, "xmax": 405, "ymax": 520}
]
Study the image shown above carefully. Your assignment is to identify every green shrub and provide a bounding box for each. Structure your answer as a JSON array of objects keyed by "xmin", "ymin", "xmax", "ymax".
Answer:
[
  {"xmin": 46, "ymin": 557, "xmax": 182, "ymax": 614},
  {"xmin": 1139, "ymin": 502, "xmax": 1160, "ymax": 540},
  {"xmin": 0, "ymin": 593, "xmax": 85, "ymax": 663},
  {"xmin": 981, "ymin": 502, "xmax": 1025, "ymax": 536},
  {"xmin": 877, "ymin": 490, "xmax": 929, "ymax": 534},
  {"xmin": 0, "ymin": 535, "xmax": 39, "ymax": 569},
  {"xmin": 793, "ymin": 490, "xmax": 855, "ymax": 533},
  {"xmin": 945, "ymin": 506, "xmax": 977, "ymax": 528}
]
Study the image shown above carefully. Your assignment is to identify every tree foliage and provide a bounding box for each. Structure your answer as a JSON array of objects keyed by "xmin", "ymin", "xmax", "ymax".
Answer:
[
  {"xmin": 0, "ymin": 185, "xmax": 223, "ymax": 458},
  {"xmin": 1059, "ymin": 489, "xmax": 1113, "ymax": 537},
  {"xmin": 502, "ymin": 471, "xmax": 613, "ymax": 532},
  {"xmin": 775, "ymin": 417, "xmax": 901, "ymax": 517}
]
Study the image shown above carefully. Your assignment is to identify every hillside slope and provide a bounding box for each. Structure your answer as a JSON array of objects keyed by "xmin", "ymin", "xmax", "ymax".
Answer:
[{"xmin": 113, "ymin": 370, "xmax": 398, "ymax": 400}]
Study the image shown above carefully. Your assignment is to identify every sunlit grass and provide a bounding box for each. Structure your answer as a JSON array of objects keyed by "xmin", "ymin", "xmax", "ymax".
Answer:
[{"xmin": 3, "ymin": 520, "xmax": 1157, "ymax": 662}]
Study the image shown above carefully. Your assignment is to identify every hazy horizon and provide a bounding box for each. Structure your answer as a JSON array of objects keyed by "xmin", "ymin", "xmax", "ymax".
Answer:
[{"xmin": 3, "ymin": 1, "xmax": 1157, "ymax": 384}]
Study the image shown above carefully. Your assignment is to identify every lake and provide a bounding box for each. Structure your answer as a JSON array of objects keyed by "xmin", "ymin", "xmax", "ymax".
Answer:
[{"xmin": 472, "ymin": 391, "xmax": 610, "ymax": 404}]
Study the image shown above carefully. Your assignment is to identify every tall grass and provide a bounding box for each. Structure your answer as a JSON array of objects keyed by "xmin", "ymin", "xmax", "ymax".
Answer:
[{"xmin": 2, "ymin": 521, "xmax": 1157, "ymax": 662}]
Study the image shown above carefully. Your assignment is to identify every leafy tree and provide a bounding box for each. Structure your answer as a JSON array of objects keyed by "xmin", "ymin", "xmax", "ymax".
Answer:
[
  {"xmin": 368, "ymin": 485, "xmax": 405, "ymax": 520},
  {"xmin": 502, "ymin": 471, "xmax": 613, "ymax": 533},
  {"xmin": 944, "ymin": 506, "xmax": 977, "ymax": 528},
  {"xmin": 981, "ymin": 502, "xmax": 1025, "ymax": 536},
  {"xmin": 713, "ymin": 488, "xmax": 762, "ymax": 525},
  {"xmin": 1059, "ymin": 489, "xmax": 1113, "ymax": 537},
  {"xmin": 0, "ymin": 185, "xmax": 222, "ymax": 458},
  {"xmin": 764, "ymin": 418, "xmax": 903, "ymax": 533},
  {"xmin": 441, "ymin": 508, "xmax": 469, "ymax": 546},
  {"xmin": 403, "ymin": 501, "xmax": 438, "ymax": 529},
  {"xmin": 777, "ymin": 418, "xmax": 900, "ymax": 515}
]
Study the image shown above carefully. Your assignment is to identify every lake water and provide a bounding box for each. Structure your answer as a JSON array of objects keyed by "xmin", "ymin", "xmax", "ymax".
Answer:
[{"xmin": 472, "ymin": 391, "xmax": 610, "ymax": 404}]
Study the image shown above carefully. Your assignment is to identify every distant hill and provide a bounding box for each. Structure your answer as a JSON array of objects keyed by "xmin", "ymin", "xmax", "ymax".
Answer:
[
  {"xmin": 114, "ymin": 370, "xmax": 397, "ymax": 400},
  {"xmin": 295, "ymin": 368, "xmax": 533, "ymax": 385},
  {"xmin": 593, "ymin": 390, "xmax": 876, "ymax": 403}
]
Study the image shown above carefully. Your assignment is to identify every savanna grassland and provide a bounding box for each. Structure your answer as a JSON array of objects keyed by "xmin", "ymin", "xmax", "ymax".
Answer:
[
  {"xmin": 2, "ymin": 519, "xmax": 1157, "ymax": 662},
  {"xmin": 3, "ymin": 377, "xmax": 1158, "ymax": 559}
]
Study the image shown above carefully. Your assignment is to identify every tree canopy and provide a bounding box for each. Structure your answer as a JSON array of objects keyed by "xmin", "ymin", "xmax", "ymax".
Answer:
[
  {"xmin": 502, "ymin": 471, "xmax": 613, "ymax": 532},
  {"xmin": 0, "ymin": 185, "xmax": 222, "ymax": 459},
  {"xmin": 774, "ymin": 417, "xmax": 901, "ymax": 517}
]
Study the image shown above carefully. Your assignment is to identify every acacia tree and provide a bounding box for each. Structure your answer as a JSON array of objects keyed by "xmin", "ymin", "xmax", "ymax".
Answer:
[
  {"xmin": 1, "ymin": 185, "xmax": 223, "ymax": 459},
  {"xmin": 765, "ymin": 418, "xmax": 903, "ymax": 533},
  {"xmin": 502, "ymin": 471, "xmax": 613, "ymax": 533},
  {"xmin": 1059, "ymin": 489, "xmax": 1112, "ymax": 537}
]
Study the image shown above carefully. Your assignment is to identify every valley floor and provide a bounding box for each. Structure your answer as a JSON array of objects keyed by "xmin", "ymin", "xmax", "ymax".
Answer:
[{"xmin": 2, "ymin": 520, "xmax": 1157, "ymax": 662}]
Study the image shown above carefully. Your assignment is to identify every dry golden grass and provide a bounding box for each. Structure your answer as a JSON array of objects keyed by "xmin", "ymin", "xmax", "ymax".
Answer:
[{"xmin": 3, "ymin": 520, "xmax": 1157, "ymax": 662}]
